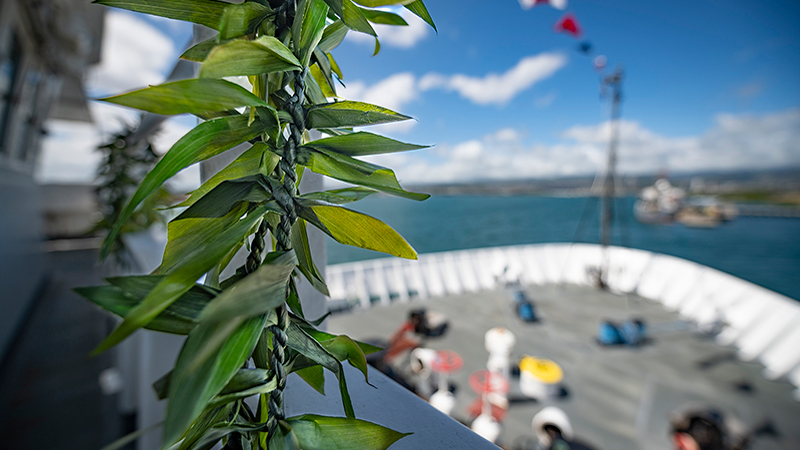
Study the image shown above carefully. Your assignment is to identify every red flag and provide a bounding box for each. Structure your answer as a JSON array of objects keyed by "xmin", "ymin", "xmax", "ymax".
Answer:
[{"xmin": 554, "ymin": 13, "xmax": 582, "ymax": 38}]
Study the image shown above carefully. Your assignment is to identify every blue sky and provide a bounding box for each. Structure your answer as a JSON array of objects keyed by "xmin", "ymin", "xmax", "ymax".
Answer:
[{"xmin": 38, "ymin": 0, "xmax": 800, "ymax": 187}]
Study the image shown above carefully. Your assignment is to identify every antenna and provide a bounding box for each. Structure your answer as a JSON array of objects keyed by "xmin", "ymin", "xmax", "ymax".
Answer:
[{"xmin": 597, "ymin": 67, "xmax": 624, "ymax": 289}]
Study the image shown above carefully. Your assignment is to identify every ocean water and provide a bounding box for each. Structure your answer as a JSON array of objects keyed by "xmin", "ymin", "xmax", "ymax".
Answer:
[{"xmin": 325, "ymin": 195, "xmax": 800, "ymax": 301}]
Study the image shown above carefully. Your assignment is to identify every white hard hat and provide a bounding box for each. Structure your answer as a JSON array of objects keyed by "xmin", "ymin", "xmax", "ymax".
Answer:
[{"xmin": 532, "ymin": 406, "xmax": 573, "ymax": 446}]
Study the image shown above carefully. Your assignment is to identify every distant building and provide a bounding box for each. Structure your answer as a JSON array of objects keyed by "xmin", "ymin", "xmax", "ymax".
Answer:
[{"xmin": 0, "ymin": 0, "xmax": 103, "ymax": 360}]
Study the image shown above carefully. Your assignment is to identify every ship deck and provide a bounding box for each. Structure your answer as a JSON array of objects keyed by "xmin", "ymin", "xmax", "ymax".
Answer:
[{"xmin": 326, "ymin": 284, "xmax": 800, "ymax": 450}]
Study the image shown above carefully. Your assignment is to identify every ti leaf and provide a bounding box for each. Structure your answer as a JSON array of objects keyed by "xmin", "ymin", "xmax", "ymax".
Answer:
[
  {"xmin": 405, "ymin": 0, "xmax": 436, "ymax": 32},
  {"xmin": 286, "ymin": 415, "xmax": 411, "ymax": 450},
  {"xmin": 219, "ymin": 1, "xmax": 272, "ymax": 40},
  {"xmin": 304, "ymin": 131, "xmax": 428, "ymax": 156},
  {"xmin": 99, "ymin": 79, "xmax": 270, "ymax": 116},
  {"xmin": 101, "ymin": 113, "xmax": 276, "ymax": 260},
  {"xmin": 94, "ymin": 205, "xmax": 270, "ymax": 354},
  {"xmin": 297, "ymin": 200, "xmax": 417, "ymax": 259},
  {"xmin": 306, "ymin": 101, "xmax": 411, "ymax": 129},
  {"xmin": 291, "ymin": 219, "xmax": 329, "ymax": 296},
  {"xmin": 163, "ymin": 314, "xmax": 266, "ymax": 447},
  {"xmin": 318, "ymin": 20, "xmax": 348, "ymax": 53},
  {"xmin": 285, "ymin": 322, "xmax": 355, "ymax": 417},
  {"xmin": 75, "ymin": 277, "xmax": 215, "ymax": 335},
  {"xmin": 321, "ymin": 335, "xmax": 371, "ymax": 385},
  {"xmin": 200, "ymin": 36, "xmax": 301, "ymax": 79},
  {"xmin": 181, "ymin": 36, "xmax": 218, "ymax": 62},
  {"xmin": 360, "ymin": 8, "xmax": 407, "ymax": 26},
  {"xmin": 298, "ymin": 148, "xmax": 429, "ymax": 201},
  {"xmin": 299, "ymin": 187, "xmax": 376, "ymax": 205},
  {"xmin": 352, "ymin": 0, "xmax": 415, "ymax": 6},
  {"xmin": 295, "ymin": 364, "xmax": 326, "ymax": 395},
  {"xmin": 94, "ymin": 0, "xmax": 228, "ymax": 29},
  {"xmin": 341, "ymin": 0, "xmax": 376, "ymax": 36},
  {"xmin": 177, "ymin": 143, "xmax": 280, "ymax": 209},
  {"xmin": 292, "ymin": 0, "xmax": 329, "ymax": 67}
]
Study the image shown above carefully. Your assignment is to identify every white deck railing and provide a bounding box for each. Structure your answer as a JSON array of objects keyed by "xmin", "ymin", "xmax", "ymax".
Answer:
[{"xmin": 326, "ymin": 243, "xmax": 800, "ymax": 400}]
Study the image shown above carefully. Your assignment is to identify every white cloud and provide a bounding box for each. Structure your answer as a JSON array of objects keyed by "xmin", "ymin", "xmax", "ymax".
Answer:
[
  {"xmin": 85, "ymin": 10, "xmax": 175, "ymax": 96},
  {"xmin": 346, "ymin": 8, "xmax": 429, "ymax": 49},
  {"xmin": 339, "ymin": 72, "xmax": 419, "ymax": 133},
  {"xmin": 419, "ymin": 53, "xmax": 567, "ymax": 105},
  {"xmin": 359, "ymin": 108, "xmax": 800, "ymax": 185},
  {"xmin": 37, "ymin": 102, "xmax": 196, "ymax": 191},
  {"xmin": 38, "ymin": 10, "xmax": 200, "ymax": 189}
]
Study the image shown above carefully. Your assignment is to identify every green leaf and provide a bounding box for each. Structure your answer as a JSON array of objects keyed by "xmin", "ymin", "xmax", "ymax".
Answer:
[
  {"xmin": 321, "ymin": 335, "xmax": 371, "ymax": 384},
  {"xmin": 373, "ymin": 37, "xmax": 381, "ymax": 56},
  {"xmin": 286, "ymin": 415, "xmax": 411, "ymax": 450},
  {"xmin": 99, "ymin": 79, "xmax": 270, "ymax": 116},
  {"xmin": 101, "ymin": 113, "xmax": 274, "ymax": 260},
  {"xmin": 199, "ymin": 36, "xmax": 301, "ymax": 79},
  {"xmin": 300, "ymin": 187, "xmax": 376, "ymax": 204},
  {"xmin": 298, "ymin": 148, "xmax": 429, "ymax": 201},
  {"xmin": 297, "ymin": 201, "xmax": 417, "ymax": 259},
  {"xmin": 312, "ymin": 48, "xmax": 336, "ymax": 96},
  {"xmin": 341, "ymin": 0, "xmax": 376, "ymax": 36},
  {"xmin": 178, "ymin": 405, "xmax": 234, "ymax": 450},
  {"xmin": 219, "ymin": 1, "xmax": 272, "ymax": 40},
  {"xmin": 328, "ymin": 53, "xmax": 344, "ymax": 80},
  {"xmin": 318, "ymin": 20, "xmax": 348, "ymax": 53},
  {"xmin": 296, "ymin": 364, "xmax": 326, "ymax": 395},
  {"xmin": 162, "ymin": 190, "xmax": 278, "ymax": 276},
  {"xmin": 178, "ymin": 143, "xmax": 280, "ymax": 209},
  {"xmin": 306, "ymin": 101, "xmax": 411, "ymax": 129},
  {"xmin": 360, "ymin": 8, "xmax": 407, "ymax": 26},
  {"xmin": 292, "ymin": 0, "xmax": 329, "ymax": 67},
  {"xmin": 271, "ymin": 421, "xmax": 301, "ymax": 450},
  {"xmin": 75, "ymin": 278, "xmax": 215, "ymax": 335},
  {"xmin": 305, "ymin": 131, "xmax": 428, "ymax": 156},
  {"xmin": 198, "ymin": 251, "xmax": 297, "ymax": 324},
  {"xmin": 163, "ymin": 314, "xmax": 266, "ymax": 448},
  {"xmin": 94, "ymin": 205, "xmax": 270, "ymax": 354},
  {"xmin": 353, "ymin": 0, "xmax": 415, "ymax": 6},
  {"xmin": 180, "ymin": 36, "xmax": 218, "ymax": 62},
  {"xmin": 310, "ymin": 64, "xmax": 336, "ymax": 99},
  {"xmin": 285, "ymin": 322, "xmax": 355, "ymax": 417},
  {"xmin": 322, "ymin": 0, "xmax": 344, "ymax": 18},
  {"xmin": 405, "ymin": 0, "xmax": 436, "ymax": 32},
  {"xmin": 291, "ymin": 219, "xmax": 329, "ymax": 296},
  {"xmin": 292, "ymin": 319, "xmax": 383, "ymax": 355},
  {"xmin": 94, "ymin": 0, "xmax": 228, "ymax": 29}
]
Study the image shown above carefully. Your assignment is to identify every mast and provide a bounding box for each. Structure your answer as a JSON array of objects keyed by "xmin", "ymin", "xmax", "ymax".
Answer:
[{"xmin": 597, "ymin": 68, "xmax": 623, "ymax": 289}]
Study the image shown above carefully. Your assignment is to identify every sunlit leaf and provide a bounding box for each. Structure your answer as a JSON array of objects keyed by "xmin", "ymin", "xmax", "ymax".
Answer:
[
  {"xmin": 292, "ymin": 0, "xmax": 329, "ymax": 67},
  {"xmin": 404, "ymin": 0, "xmax": 436, "ymax": 32},
  {"xmin": 297, "ymin": 201, "xmax": 417, "ymax": 259},
  {"xmin": 304, "ymin": 131, "xmax": 428, "ymax": 156},
  {"xmin": 94, "ymin": 0, "xmax": 227, "ymax": 29},
  {"xmin": 341, "ymin": 0, "xmax": 376, "ymax": 36},
  {"xmin": 99, "ymin": 79, "xmax": 270, "ymax": 116},
  {"xmin": 360, "ymin": 7, "xmax": 407, "ymax": 26},
  {"xmin": 306, "ymin": 101, "xmax": 411, "ymax": 129},
  {"xmin": 286, "ymin": 415, "xmax": 411, "ymax": 450},
  {"xmin": 200, "ymin": 36, "xmax": 301, "ymax": 79},
  {"xmin": 299, "ymin": 148, "xmax": 429, "ymax": 200}
]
